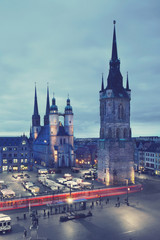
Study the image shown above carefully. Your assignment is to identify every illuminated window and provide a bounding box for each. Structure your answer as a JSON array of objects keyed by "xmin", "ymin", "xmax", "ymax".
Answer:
[
  {"xmin": 13, "ymin": 159, "xmax": 18, "ymax": 163},
  {"xmin": 25, "ymin": 159, "xmax": 27, "ymax": 163},
  {"xmin": 3, "ymin": 159, "xmax": 7, "ymax": 164},
  {"xmin": 22, "ymin": 140, "xmax": 26, "ymax": 145},
  {"xmin": 2, "ymin": 147, "xmax": 7, "ymax": 151},
  {"xmin": 14, "ymin": 147, "xmax": 17, "ymax": 151},
  {"xmin": 21, "ymin": 159, "xmax": 24, "ymax": 163}
]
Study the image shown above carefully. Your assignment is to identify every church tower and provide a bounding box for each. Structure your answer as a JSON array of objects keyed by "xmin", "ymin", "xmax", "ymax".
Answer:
[
  {"xmin": 32, "ymin": 85, "xmax": 41, "ymax": 140},
  {"xmin": 64, "ymin": 97, "xmax": 74, "ymax": 146},
  {"xmin": 98, "ymin": 21, "xmax": 135, "ymax": 185}
]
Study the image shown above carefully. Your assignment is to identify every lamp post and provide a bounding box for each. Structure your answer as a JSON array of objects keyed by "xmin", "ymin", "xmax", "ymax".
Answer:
[
  {"xmin": 125, "ymin": 179, "xmax": 130, "ymax": 206},
  {"xmin": 67, "ymin": 185, "xmax": 73, "ymax": 213},
  {"xmin": 92, "ymin": 177, "xmax": 94, "ymax": 190}
]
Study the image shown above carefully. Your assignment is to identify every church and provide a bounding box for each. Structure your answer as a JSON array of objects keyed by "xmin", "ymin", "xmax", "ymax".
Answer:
[
  {"xmin": 98, "ymin": 21, "xmax": 135, "ymax": 185},
  {"xmin": 31, "ymin": 86, "xmax": 74, "ymax": 168}
]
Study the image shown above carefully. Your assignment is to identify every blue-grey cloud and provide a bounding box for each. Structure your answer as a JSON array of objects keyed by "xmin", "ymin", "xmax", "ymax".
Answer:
[{"xmin": 0, "ymin": 0, "xmax": 160, "ymax": 138}]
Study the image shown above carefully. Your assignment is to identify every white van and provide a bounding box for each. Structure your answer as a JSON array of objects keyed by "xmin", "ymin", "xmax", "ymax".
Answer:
[{"xmin": 0, "ymin": 214, "xmax": 11, "ymax": 234}]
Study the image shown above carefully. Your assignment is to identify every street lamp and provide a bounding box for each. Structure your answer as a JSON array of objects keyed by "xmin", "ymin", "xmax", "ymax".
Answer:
[
  {"xmin": 92, "ymin": 177, "xmax": 94, "ymax": 190},
  {"xmin": 125, "ymin": 179, "xmax": 130, "ymax": 206}
]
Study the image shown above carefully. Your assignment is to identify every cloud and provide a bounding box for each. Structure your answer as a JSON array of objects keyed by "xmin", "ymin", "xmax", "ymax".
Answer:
[{"xmin": 0, "ymin": 0, "xmax": 159, "ymax": 138}]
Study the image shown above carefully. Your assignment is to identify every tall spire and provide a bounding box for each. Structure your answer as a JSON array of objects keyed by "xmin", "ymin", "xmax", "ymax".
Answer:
[
  {"xmin": 33, "ymin": 83, "xmax": 39, "ymax": 116},
  {"xmin": 44, "ymin": 84, "xmax": 50, "ymax": 125},
  {"xmin": 32, "ymin": 83, "xmax": 40, "ymax": 127},
  {"xmin": 111, "ymin": 20, "xmax": 118, "ymax": 61},
  {"xmin": 107, "ymin": 21, "xmax": 124, "ymax": 93},
  {"xmin": 101, "ymin": 73, "xmax": 104, "ymax": 92}
]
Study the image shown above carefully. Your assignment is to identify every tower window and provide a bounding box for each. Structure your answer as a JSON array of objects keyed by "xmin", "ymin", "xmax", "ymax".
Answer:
[
  {"xmin": 118, "ymin": 104, "xmax": 124, "ymax": 119},
  {"xmin": 108, "ymin": 128, "xmax": 112, "ymax": 138},
  {"xmin": 116, "ymin": 128, "xmax": 120, "ymax": 138},
  {"xmin": 124, "ymin": 128, "xmax": 128, "ymax": 138}
]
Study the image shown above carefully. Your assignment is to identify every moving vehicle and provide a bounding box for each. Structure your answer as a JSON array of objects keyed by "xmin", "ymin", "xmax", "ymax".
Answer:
[{"xmin": 0, "ymin": 214, "xmax": 11, "ymax": 233}]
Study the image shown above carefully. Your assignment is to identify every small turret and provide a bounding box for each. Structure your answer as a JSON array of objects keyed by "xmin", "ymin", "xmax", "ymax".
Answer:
[
  {"xmin": 65, "ymin": 96, "xmax": 73, "ymax": 113},
  {"xmin": 100, "ymin": 73, "xmax": 104, "ymax": 92},
  {"xmin": 126, "ymin": 72, "xmax": 131, "ymax": 99}
]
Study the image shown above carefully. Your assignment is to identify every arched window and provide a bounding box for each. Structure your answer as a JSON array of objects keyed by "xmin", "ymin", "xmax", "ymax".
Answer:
[
  {"xmin": 101, "ymin": 128, "xmax": 104, "ymax": 139},
  {"xmin": 124, "ymin": 128, "xmax": 128, "ymax": 138},
  {"xmin": 116, "ymin": 128, "xmax": 120, "ymax": 138},
  {"xmin": 108, "ymin": 128, "xmax": 112, "ymax": 138},
  {"xmin": 118, "ymin": 104, "xmax": 124, "ymax": 119}
]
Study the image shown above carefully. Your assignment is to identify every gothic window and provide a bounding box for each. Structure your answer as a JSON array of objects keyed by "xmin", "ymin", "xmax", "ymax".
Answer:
[
  {"xmin": 101, "ymin": 128, "xmax": 104, "ymax": 139},
  {"xmin": 60, "ymin": 139, "xmax": 62, "ymax": 145},
  {"xmin": 124, "ymin": 128, "xmax": 128, "ymax": 138},
  {"xmin": 118, "ymin": 104, "xmax": 124, "ymax": 119},
  {"xmin": 108, "ymin": 128, "xmax": 112, "ymax": 138},
  {"xmin": 129, "ymin": 128, "xmax": 132, "ymax": 138},
  {"xmin": 116, "ymin": 128, "xmax": 120, "ymax": 138},
  {"xmin": 104, "ymin": 102, "xmax": 106, "ymax": 115}
]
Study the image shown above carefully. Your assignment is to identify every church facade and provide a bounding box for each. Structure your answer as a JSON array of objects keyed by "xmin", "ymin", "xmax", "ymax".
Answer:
[
  {"xmin": 98, "ymin": 22, "xmax": 135, "ymax": 185},
  {"xmin": 31, "ymin": 86, "xmax": 74, "ymax": 168}
]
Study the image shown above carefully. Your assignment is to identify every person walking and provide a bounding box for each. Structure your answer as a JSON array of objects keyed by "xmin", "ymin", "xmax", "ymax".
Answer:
[{"xmin": 23, "ymin": 229, "xmax": 27, "ymax": 238}]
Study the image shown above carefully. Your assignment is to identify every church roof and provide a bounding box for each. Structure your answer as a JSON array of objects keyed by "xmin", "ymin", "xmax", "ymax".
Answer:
[
  {"xmin": 57, "ymin": 124, "xmax": 69, "ymax": 136},
  {"xmin": 34, "ymin": 126, "xmax": 50, "ymax": 145}
]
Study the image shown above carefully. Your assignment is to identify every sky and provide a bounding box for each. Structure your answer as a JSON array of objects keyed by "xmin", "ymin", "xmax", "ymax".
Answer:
[{"xmin": 0, "ymin": 0, "xmax": 160, "ymax": 138}]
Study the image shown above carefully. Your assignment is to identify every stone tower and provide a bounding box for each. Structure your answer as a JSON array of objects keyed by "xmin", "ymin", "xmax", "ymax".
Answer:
[{"xmin": 98, "ymin": 21, "xmax": 135, "ymax": 185}]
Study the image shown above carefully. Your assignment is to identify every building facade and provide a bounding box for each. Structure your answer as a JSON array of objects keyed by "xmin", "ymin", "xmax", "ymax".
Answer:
[
  {"xmin": 31, "ymin": 87, "xmax": 74, "ymax": 168},
  {"xmin": 98, "ymin": 21, "xmax": 135, "ymax": 185},
  {"xmin": 74, "ymin": 138, "xmax": 98, "ymax": 166},
  {"xmin": 0, "ymin": 135, "xmax": 33, "ymax": 173}
]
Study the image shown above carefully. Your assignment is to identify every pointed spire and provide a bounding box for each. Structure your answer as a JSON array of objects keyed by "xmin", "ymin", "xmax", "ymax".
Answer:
[
  {"xmin": 107, "ymin": 21, "xmax": 124, "ymax": 92},
  {"xmin": 44, "ymin": 84, "xmax": 50, "ymax": 125},
  {"xmin": 111, "ymin": 20, "xmax": 118, "ymax": 61},
  {"xmin": 33, "ymin": 83, "xmax": 39, "ymax": 116},
  {"xmin": 32, "ymin": 83, "xmax": 40, "ymax": 127},
  {"xmin": 101, "ymin": 73, "xmax": 104, "ymax": 92},
  {"xmin": 45, "ymin": 84, "xmax": 50, "ymax": 115},
  {"xmin": 126, "ymin": 72, "xmax": 130, "ymax": 90},
  {"xmin": 29, "ymin": 125, "xmax": 32, "ymax": 139}
]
